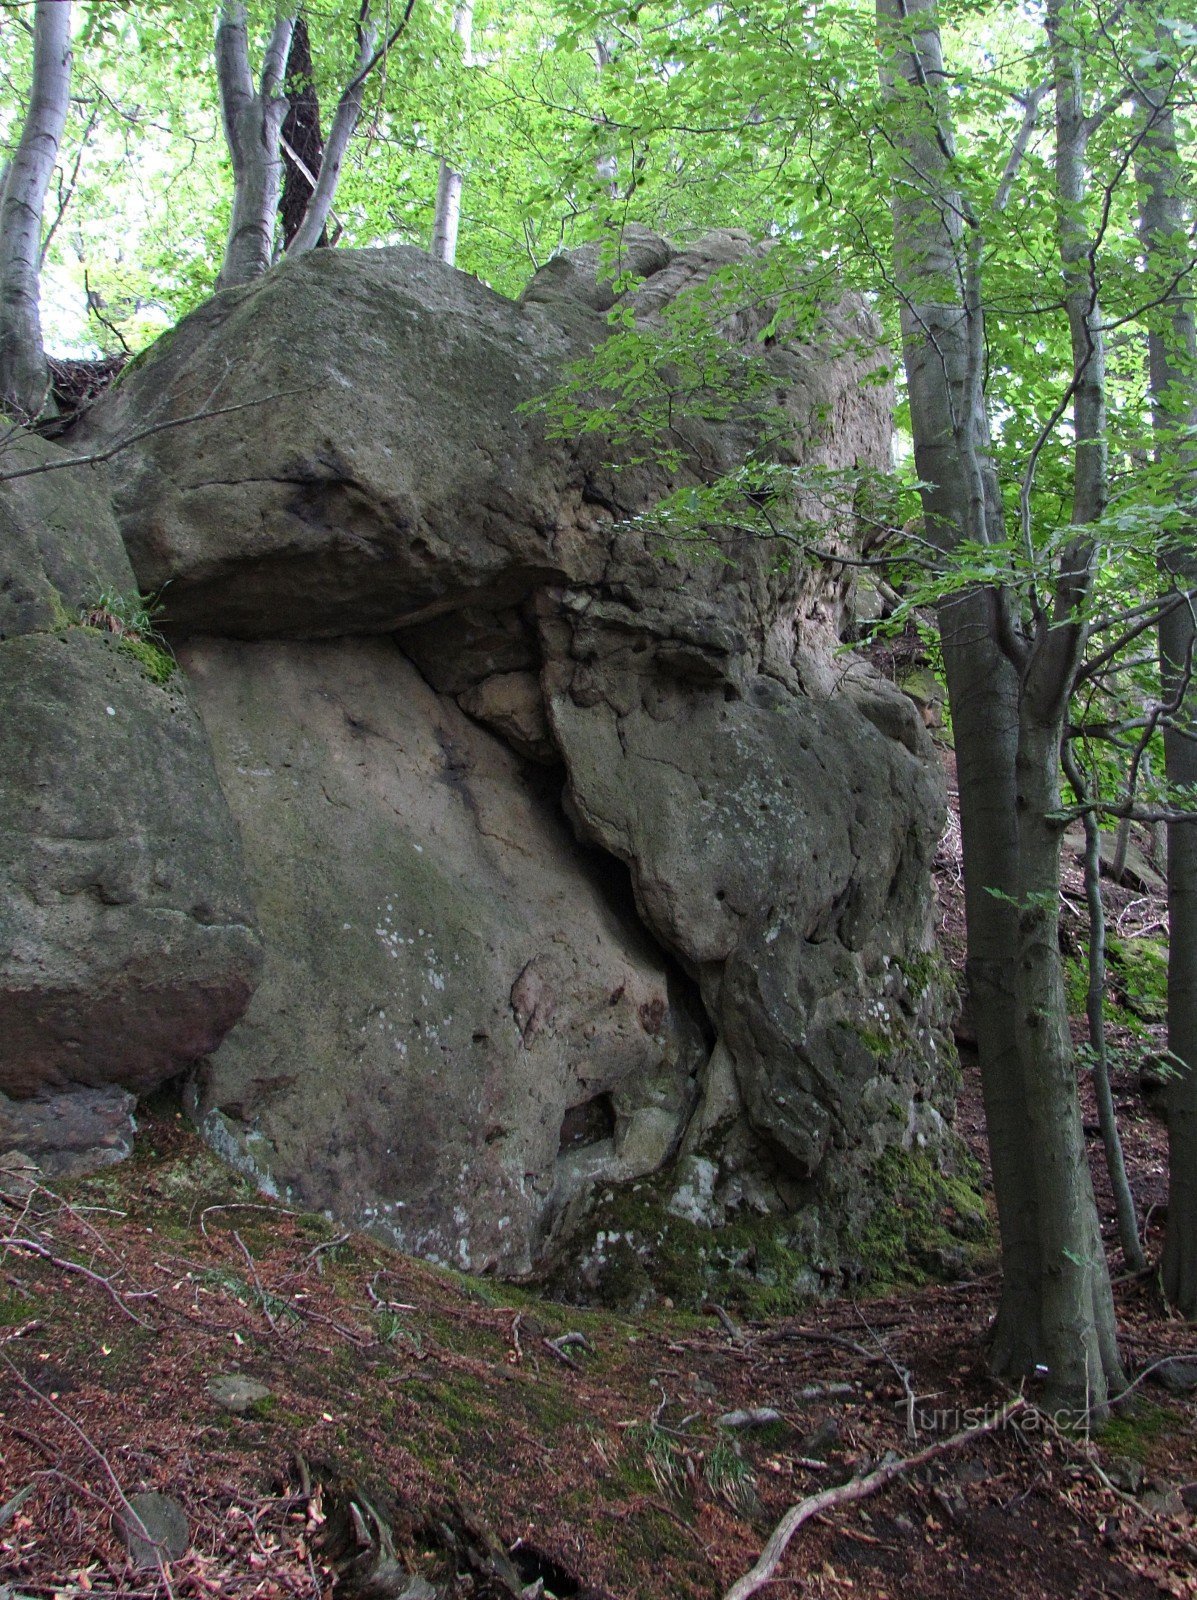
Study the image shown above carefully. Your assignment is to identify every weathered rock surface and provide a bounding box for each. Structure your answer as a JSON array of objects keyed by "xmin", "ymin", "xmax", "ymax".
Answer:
[
  {"xmin": 116, "ymin": 1492, "xmax": 189, "ymax": 1567},
  {"xmin": 0, "ymin": 434, "xmax": 261, "ymax": 1147},
  {"xmin": 76, "ymin": 230, "xmax": 884, "ymax": 650},
  {"xmin": 207, "ymin": 1372, "xmax": 273, "ymax": 1414},
  {"xmin": 182, "ymin": 637, "xmax": 706, "ymax": 1273},
  {"xmin": 64, "ymin": 232, "xmax": 963, "ymax": 1294},
  {"xmin": 0, "ymin": 1085, "xmax": 136, "ymax": 1178}
]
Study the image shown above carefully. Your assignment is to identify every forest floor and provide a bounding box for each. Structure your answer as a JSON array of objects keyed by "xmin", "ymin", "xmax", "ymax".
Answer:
[{"xmin": 2, "ymin": 748, "xmax": 1197, "ymax": 1600}]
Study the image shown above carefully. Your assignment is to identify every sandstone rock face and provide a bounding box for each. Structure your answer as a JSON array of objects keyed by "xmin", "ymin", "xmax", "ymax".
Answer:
[
  {"xmin": 77, "ymin": 230, "xmax": 884, "ymax": 649},
  {"xmin": 181, "ymin": 637, "xmax": 705, "ymax": 1273},
  {"xmin": 68, "ymin": 232, "xmax": 962, "ymax": 1293},
  {"xmin": 0, "ymin": 434, "xmax": 261, "ymax": 1148}
]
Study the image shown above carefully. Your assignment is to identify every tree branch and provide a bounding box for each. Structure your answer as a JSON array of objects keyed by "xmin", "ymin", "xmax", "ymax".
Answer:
[{"xmin": 723, "ymin": 1399, "xmax": 1026, "ymax": 1600}]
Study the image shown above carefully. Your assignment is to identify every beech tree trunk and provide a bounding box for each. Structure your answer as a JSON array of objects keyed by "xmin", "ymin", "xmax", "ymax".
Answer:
[
  {"xmin": 431, "ymin": 2, "xmax": 473, "ymax": 266},
  {"xmin": 1061, "ymin": 744, "xmax": 1146, "ymax": 1272},
  {"xmin": 0, "ymin": 0, "xmax": 72, "ymax": 421},
  {"xmin": 878, "ymin": 0, "xmax": 1123, "ymax": 1412},
  {"xmin": 216, "ymin": 3, "xmax": 296, "ymax": 289},
  {"xmin": 1137, "ymin": 55, "xmax": 1197, "ymax": 1315}
]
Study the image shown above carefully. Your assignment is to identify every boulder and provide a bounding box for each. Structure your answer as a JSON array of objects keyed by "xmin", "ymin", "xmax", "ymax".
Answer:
[
  {"xmin": 181, "ymin": 637, "xmax": 706, "ymax": 1274},
  {"xmin": 65, "ymin": 235, "xmax": 962, "ymax": 1293},
  {"xmin": 75, "ymin": 233, "xmax": 885, "ymax": 651},
  {"xmin": 115, "ymin": 1492, "xmax": 189, "ymax": 1567},
  {"xmin": 0, "ymin": 1085, "xmax": 136, "ymax": 1178},
  {"xmin": 0, "ymin": 434, "xmax": 261, "ymax": 1134}
]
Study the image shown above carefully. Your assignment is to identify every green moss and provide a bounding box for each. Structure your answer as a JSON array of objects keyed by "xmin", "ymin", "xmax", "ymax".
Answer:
[
  {"xmin": 116, "ymin": 633, "xmax": 177, "ymax": 685},
  {"xmin": 551, "ymin": 1173, "xmax": 833, "ymax": 1317},
  {"xmin": 897, "ymin": 948, "xmax": 955, "ymax": 1005},
  {"xmin": 47, "ymin": 587, "xmax": 76, "ymax": 632},
  {"xmin": 552, "ymin": 1135, "xmax": 994, "ymax": 1316},
  {"xmin": 1067, "ymin": 939, "xmax": 1163, "ymax": 1038},
  {"xmin": 1098, "ymin": 1402, "xmax": 1173, "ymax": 1462},
  {"xmin": 1107, "ymin": 936, "xmax": 1168, "ymax": 1025},
  {"xmin": 0, "ymin": 1287, "xmax": 34, "ymax": 1326},
  {"xmin": 111, "ymin": 326, "xmax": 175, "ymax": 385},
  {"xmin": 846, "ymin": 1019, "xmax": 891, "ymax": 1056},
  {"xmin": 853, "ymin": 1147, "xmax": 992, "ymax": 1290}
]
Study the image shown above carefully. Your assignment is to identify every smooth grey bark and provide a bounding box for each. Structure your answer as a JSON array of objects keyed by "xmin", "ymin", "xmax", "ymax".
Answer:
[
  {"xmin": 215, "ymin": 3, "xmax": 297, "ymax": 289},
  {"xmin": 878, "ymin": 0, "xmax": 1123, "ymax": 1411},
  {"xmin": 431, "ymin": 1, "xmax": 473, "ymax": 266},
  {"xmin": 877, "ymin": 0, "xmax": 1039, "ymax": 1381},
  {"xmin": 0, "ymin": 0, "xmax": 72, "ymax": 421},
  {"xmin": 218, "ymin": 1, "xmax": 416, "ymax": 281},
  {"xmin": 1061, "ymin": 745, "xmax": 1146, "ymax": 1272},
  {"xmin": 1137, "ymin": 54, "xmax": 1197, "ymax": 1315}
]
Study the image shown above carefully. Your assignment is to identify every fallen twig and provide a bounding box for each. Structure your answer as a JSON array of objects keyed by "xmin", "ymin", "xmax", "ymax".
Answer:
[
  {"xmin": 0, "ymin": 1318, "xmax": 40, "ymax": 1344},
  {"xmin": 232, "ymin": 1229, "xmax": 280, "ymax": 1334},
  {"xmin": 855, "ymin": 1299, "xmax": 919, "ymax": 1440},
  {"xmin": 197, "ymin": 1201, "xmax": 297, "ymax": 1236},
  {"xmin": 721, "ymin": 1397, "xmax": 1026, "ymax": 1600},
  {"xmin": 703, "ymin": 1301, "xmax": 746, "ymax": 1342},
  {"xmin": 752, "ymin": 1327, "xmax": 877, "ymax": 1360},
  {"xmin": 543, "ymin": 1332, "xmax": 591, "ymax": 1371},
  {"xmin": 1, "ymin": 1354, "xmax": 177, "ymax": 1597},
  {"xmin": 1, "ymin": 1236, "xmax": 156, "ymax": 1328}
]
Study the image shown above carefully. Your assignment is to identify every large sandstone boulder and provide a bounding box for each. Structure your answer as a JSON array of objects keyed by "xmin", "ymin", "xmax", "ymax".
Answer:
[
  {"xmin": 0, "ymin": 434, "xmax": 261, "ymax": 1160},
  {"xmin": 180, "ymin": 637, "xmax": 706, "ymax": 1273},
  {"xmin": 69, "ymin": 233, "xmax": 963, "ymax": 1295},
  {"xmin": 75, "ymin": 230, "xmax": 885, "ymax": 647}
]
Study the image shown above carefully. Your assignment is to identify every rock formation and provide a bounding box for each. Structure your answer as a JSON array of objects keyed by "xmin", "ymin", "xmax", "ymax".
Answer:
[
  {"xmin": 1, "ymin": 230, "xmax": 964, "ymax": 1295},
  {"xmin": 0, "ymin": 432, "xmax": 261, "ymax": 1173}
]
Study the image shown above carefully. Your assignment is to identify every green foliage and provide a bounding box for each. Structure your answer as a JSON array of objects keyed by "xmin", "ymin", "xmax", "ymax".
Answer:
[{"xmin": 78, "ymin": 586, "xmax": 177, "ymax": 685}]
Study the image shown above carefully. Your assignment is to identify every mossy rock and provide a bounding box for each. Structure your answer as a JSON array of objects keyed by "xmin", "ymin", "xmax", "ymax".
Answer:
[
  {"xmin": 1107, "ymin": 937, "xmax": 1168, "ymax": 1025},
  {"xmin": 850, "ymin": 1147, "xmax": 992, "ymax": 1289},
  {"xmin": 550, "ymin": 1142, "xmax": 992, "ymax": 1315}
]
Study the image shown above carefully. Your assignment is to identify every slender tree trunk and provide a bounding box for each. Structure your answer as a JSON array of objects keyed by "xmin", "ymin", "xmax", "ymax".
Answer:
[
  {"xmin": 879, "ymin": 0, "xmax": 1123, "ymax": 1411},
  {"xmin": 0, "ymin": 0, "xmax": 72, "ymax": 421},
  {"xmin": 877, "ymin": 0, "xmax": 1041, "ymax": 1380},
  {"xmin": 431, "ymin": 1, "xmax": 473, "ymax": 265},
  {"xmin": 1137, "ymin": 52, "xmax": 1197, "ymax": 1315},
  {"xmin": 215, "ymin": 3, "xmax": 296, "ymax": 289},
  {"xmin": 1061, "ymin": 745, "xmax": 1146, "ymax": 1271},
  {"xmin": 1014, "ymin": 714, "xmax": 1122, "ymax": 1407},
  {"xmin": 279, "ymin": 13, "xmax": 327, "ymax": 249},
  {"xmin": 942, "ymin": 597, "xmax": 1043, "ymax": 1376}
]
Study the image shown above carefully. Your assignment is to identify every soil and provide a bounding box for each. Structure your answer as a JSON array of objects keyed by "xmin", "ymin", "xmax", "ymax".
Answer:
[{"xmin": 2, "ymin": 745, "xmax": 1196, "ymax": 1600}]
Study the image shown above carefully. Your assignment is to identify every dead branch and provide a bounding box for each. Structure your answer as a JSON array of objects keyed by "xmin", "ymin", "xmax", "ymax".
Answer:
[
  {"xmin": 543, "ymin": 1332, "xmax": 590, "ymax": 1371},
  {"xmin": 197, "ymin": 1200, "xmax": 297, "ymax": 1235},
  {"xmin": 752, "ymin": 1327, "xmax": 878, "ymax": 1361},
  {"xmin": 0, "ymin": 1354, "xmax": 176, "ymax": 1595},
  {"xmin": 721, "ymin": 1397, "xmax": 1026, "ymax": 1600},
  {"xmin": 232, "ymin": 1228, "xmax": 280, "ymax": 1333},
  {"xmin": 1, "ymin": 1236, "xmax": 156, "ymax": 1328},
  {"xmin": 703, "ymin": 1301, "xmax": 746, "ymax": 1342},
  {"xmin": 0, "ymin": 389, "xmax": 305, "ymax": 485}
]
